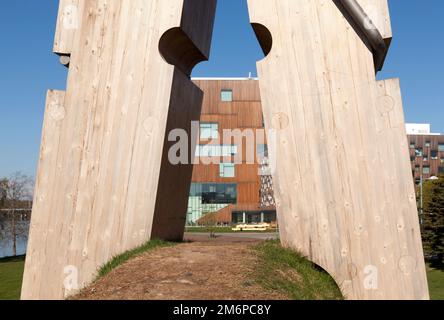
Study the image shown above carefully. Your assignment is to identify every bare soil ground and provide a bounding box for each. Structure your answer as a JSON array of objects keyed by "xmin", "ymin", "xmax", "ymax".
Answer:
[{"xmin": 75, "ymin": 234, "xmax": 288, "ymax": 300}]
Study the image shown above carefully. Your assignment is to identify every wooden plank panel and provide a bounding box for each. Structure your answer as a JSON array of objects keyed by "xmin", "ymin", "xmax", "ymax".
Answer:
[
  {"xmin": 23, "ymin": 0, "xmax": 216, "ymax": 300},
  {"xmin": 194, "ymin": 80, "xmax": 262, "ymax": 115},
  {"xmin": 357, "ymin": 0, "xmax": 392, "ymax": 40},
  {"xmin": 374, "ymin": 78, "xmax": 429, "ymax": 299},
  {"xmin": 53, "ymin": 0, "xmax": 83, "ymax": 55},
  {"xmin": 238, "ymin": 183, "xmax": 260, "ymax": 205},
  {"xmin": 248, "ymin": 0, "xmax": 428, "ymax": 299},
  {"xmin": 151, "ymin": 70, "xmax": 203, "ymax": 240},
  {"xmin": 21, "ymin": 90, "xmax": 68, "ymax": 299}
]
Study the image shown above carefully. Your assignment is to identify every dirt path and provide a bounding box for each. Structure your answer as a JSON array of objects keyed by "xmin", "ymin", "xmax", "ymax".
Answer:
[{"xmin": 75, "ymin": 234, "xmax": 288, "ymax": 300}]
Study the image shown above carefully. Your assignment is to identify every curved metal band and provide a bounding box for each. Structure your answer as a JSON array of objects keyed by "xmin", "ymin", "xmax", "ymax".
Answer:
[{"xmin": 337, "ymin": 0, "xmax": 388, "ymax": 71}]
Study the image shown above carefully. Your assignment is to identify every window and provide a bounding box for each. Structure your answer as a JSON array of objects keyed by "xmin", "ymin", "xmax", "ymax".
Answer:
[
  {"xmin": 425, "ymin": 141, "xmax": 431, "ymax": 148},
  {"xmin": 190, "ymin": 183, "xmax": 237, "ymax": 204},
  {"xmin": 410, "ymin": 156, "xmax": 415, "ymax": 162},
  {"xmin": 415, "ymin": 148, "xmax": 423, "ymax": 157},
  {"xmin": 431, "ymin": 150, "xmax": 438, "ymax": 160},
  {"xmin": 219, "ymin": 163, "xmax": 235, "ymax": 178},
  {"xmin": 196, "ymin": 145, "xmax": 238, "ymax": 157},
  {"xmin": 200, "ymin": 123, "xmax": 218, "ymax": 140},
  {"xmin": 439, "ymin": 144, "xmax": 444, "ymax": 152},
  {"xmin": 441, "ymin": 158, "xmax": 444, "ymax": 164},
  {"xmin": 224, "ymin": 145, "xmax": 238, "ymax": 156},
  {"xmin": 423, "ymin": 166, "xmax": 430, "ymax": 174},
  {"xmin": 439, "ymin": 167, "xmax": 444, "ymax": 174},
  {"xmin": 221, "ymin": 89, "xmax": 233, "ymax": 102},
  {"xmin": 415, "ymin": 166, "xmax": 420, "ymax": 172},
  {"xmin": 257, "ymin": 144, "xmax": 269, "ymax": 160},
  {"xmin": 423, "ymin": 156, "xmax": 429, "ymax": 162},
  {"xmin": 409, "ymin": 143, "xmax": 416, "ymax": 149}
]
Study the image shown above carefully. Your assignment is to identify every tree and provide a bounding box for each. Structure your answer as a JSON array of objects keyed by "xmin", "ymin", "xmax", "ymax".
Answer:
[
  {"xmin": 0, "ymin": 172, "xmax": 34, "ymax": 256},
  {"xmin": 0, "ymin": 178, "xmax": 8, "ymax": 209},
  {"xmin": 422, "ymin": 176, "xmax": 444, "ymax": 268},
  {"xmin": 5, "ymin": 172, "xmax": 34, "ymax": 208}
]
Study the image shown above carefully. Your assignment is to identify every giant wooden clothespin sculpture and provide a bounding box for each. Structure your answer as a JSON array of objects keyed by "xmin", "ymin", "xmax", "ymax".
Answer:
[
  {"xmin": 23, "ymin": 0, "xmax": 429, "ymax": 300},
  {"xmin": 22, "ymin": 0, "xmax": 217, "ymax": 299},
  {"xmin": 248, "ymin": 0, "xmax": 429, "ymax": 299}
]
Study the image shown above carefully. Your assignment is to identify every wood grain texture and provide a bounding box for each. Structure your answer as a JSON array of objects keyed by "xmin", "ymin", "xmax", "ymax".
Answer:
[
  {"xmin": 22, "ymin": 0, "xmax": 216, "ymax": 300},
  {"xmin": 248, "ymin": 0, "xmax": 428, "ymax": 299},
  {"xmin": 151, "ymin": 70, "xmax": 203, "ymax": 241},
  {"xmin": 53, "ymin": 0, "xmax": 82, "ymax": 55},
  {"xmin": 357, "ymin": 0, "xmax": 392, "ymax": 40}
]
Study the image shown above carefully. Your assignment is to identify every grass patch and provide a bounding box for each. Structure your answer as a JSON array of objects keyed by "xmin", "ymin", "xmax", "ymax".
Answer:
[
  {"xmin": 0, "ymin": 255, "xmax": 25, "ymax": 300},
  {"xmin": 185, "ymin": 227, "xmax": 279, "ymax": 233},
  {"xmin": 96, "ymin": 239, "xmax": 174, "ymax": 280},
  {"xmin": 2, "ymin": 243, "xmax": 444, "ymax": 300},
  {"xmin": 427, "ymin": 266, "xmax": 444, "ymax": 300},
  {"xmin": 252, "ymin": 240, "xmax": 343, "ymax": 300}
]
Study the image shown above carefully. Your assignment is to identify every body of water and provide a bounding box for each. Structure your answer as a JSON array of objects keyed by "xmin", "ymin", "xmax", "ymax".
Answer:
[{"xmin": 0, "ymin": 213, "xmax": 30, "ymax": 258}]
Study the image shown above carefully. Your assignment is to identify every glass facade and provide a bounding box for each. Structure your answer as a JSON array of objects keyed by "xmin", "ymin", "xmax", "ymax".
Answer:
[
  {"xmin": 186, "ymin": 183, "xmax": 238, "ymax": 225},
  {"xmin": 415, "ymin": 148, "xmax": 423, "ymax": 157},
  {"xmin": 221, "ymin": 89, "xmax": 233, "ymax": 102},
  {"xmin": 200, "ymin": 123, "xmax": 219, "ymax": 140},
  {"xmin": 232, "ymin": 211, "xmax": 277, "ymax": 224},
  {"xmin": 257, "ymin": 144, "xmax": 268, "ymax": 160},
  {"xmin": 195, "ymin": 145, "xmax": 238, "ymax": 157},
  {"xmin": 190, "ymin": 183, "xmax": 237, "ymax": 204},
  {"xmin": 219, "ymin": 163, "xmax": 235, "ymax": 178}
]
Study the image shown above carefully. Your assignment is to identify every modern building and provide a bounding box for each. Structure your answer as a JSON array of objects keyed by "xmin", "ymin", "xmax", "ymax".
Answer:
[
  {"xmin": 187, "ymin": 78, "xmax": 276, "ymax": 225},
  {"xmin": 406, "ymin": 124, "xmax": 444, "ymax": 183},
  {"xmin": 185, "ymin": 80, "xmax": 443, "ymax": 225}
]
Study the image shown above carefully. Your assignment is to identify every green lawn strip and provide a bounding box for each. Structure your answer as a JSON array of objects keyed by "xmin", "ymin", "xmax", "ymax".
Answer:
[
  {"xmin": 95, "ymin": 239, "xmax": 174, "ymax": 280},
  {"xmin": 427, "ymin": 266, "xmax": 444, "ymax": 300},
  {"xmin": 0, "ymin": 255, "xmax": 26, "ymax": 300},
  {"xmin": 252, "ymin": 240, "xmax": 343, "ymax": 300},
  {"xmin": 2, "ymin": 241, "xmax": 444, "ymax": 300}
]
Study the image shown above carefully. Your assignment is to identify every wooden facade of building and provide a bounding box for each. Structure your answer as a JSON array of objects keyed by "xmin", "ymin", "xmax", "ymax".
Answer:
[
  {"xmin": 187, "ymin": 79, "xmax": 444, "ymax": 226},
  {"xmin": 408, "ymin": 134, "xmax": 444, "ymax": 181},
  {"xmin": 188, "ymin": 79, "xmax": 276, "ymax": 225}
]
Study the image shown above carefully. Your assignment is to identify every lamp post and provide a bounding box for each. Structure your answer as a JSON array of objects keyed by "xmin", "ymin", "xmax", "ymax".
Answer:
[{"xmin": 420, "ymin": 173, "xmax": 424, "ymax": 225}]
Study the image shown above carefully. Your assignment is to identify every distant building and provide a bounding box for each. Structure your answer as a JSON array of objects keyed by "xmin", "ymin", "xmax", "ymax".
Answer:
[
  {"xmin": 406, "ymin": 123, "xmax": 433, "ymax": 136},
  {"xmin": 187, "ymin": 78, "xmax": 276, "ymax": 225},
  {"xmin": 406, "ymin": 124, "xmax": 444, "ymax": 183}
]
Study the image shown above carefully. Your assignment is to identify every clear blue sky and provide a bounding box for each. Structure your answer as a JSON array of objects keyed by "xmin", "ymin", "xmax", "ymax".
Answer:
[{"xmin": 0, "ymin": 0, "xmax": 443, "ymax": 177}]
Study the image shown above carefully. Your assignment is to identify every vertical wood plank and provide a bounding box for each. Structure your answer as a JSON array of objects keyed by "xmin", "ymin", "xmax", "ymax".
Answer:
[
  {"xmin": 23, "ymin": 0, "xmax": 216, "ymax": 300},
  {"xmin": 248, "ymin": 0, "xmax": 428, "ymax": 299}
]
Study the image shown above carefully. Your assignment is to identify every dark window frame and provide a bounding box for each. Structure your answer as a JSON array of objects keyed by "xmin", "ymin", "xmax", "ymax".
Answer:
[
  {"xmin": 190, "ymin": 183, "xmax": 238, "ymax": 205},
  {"xmin": 221, "ymin": 89, "xmax": 233, "ymax": 102}
]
